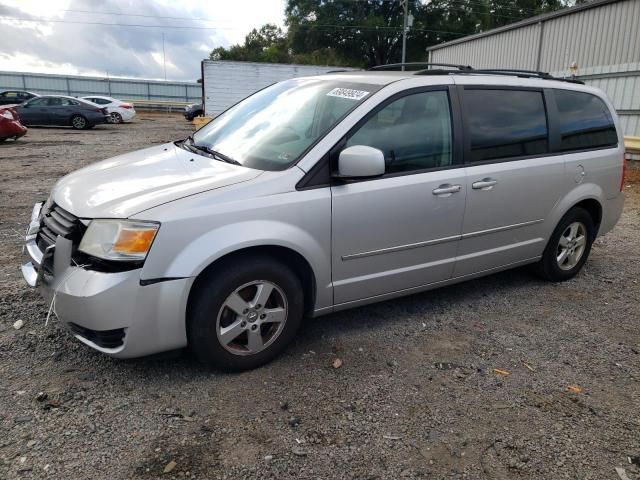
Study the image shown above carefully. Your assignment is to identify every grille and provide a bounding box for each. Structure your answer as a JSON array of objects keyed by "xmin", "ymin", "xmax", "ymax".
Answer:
[
  {"xmin": 36, "ymin": 203, "xmax": 84, "ymax": 272},
  {"xmin": 69, "ymin": 323, "xmax": 126, "ymax": 349},
  {"xmin": 37, "ymin": 203, "xmax": 80, "ymax": 248}
]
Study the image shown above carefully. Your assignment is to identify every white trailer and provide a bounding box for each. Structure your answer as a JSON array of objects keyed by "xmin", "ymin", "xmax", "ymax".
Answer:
[{"xmin": 200, "ymin": 60, "xmax": 353, "ymax": 116}]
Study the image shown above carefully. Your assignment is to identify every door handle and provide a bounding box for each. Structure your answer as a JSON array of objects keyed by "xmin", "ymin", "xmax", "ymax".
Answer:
[
  {"xmin": 472, "ymin": 178, "xmax": 498, "ymax": 190},
  {"xmin": 432, "ymin": 184, "xmax": 462, "ymax": 196}
]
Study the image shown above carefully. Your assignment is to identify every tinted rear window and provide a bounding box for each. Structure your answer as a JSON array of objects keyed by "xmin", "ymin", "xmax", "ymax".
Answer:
[
  {"xmin": 464, "ymin": 89, "xmax": 548, "ymax": 162},
  {"xmin": 554, "ymin": 90, "xmax": 617, "ymax": 151}
]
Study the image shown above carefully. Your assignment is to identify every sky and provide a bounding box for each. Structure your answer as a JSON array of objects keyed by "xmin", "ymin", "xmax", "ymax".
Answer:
[{"xmin": 0, "ymin": 0, "xmax": 286, "ymax": 81}]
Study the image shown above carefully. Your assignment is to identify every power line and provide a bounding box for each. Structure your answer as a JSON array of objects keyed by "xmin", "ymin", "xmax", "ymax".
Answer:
[
  {"xmin": 0, "ymin": 15, "xmax": 470, "ymax": 36},
  {"xmin": 28, "ymin": 2, "xmax": 557, "ymax": 26}
]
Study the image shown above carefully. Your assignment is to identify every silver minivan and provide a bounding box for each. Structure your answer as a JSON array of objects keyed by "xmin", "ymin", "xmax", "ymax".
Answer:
[{"xmin": 22, "ymin": 65, "xmax": 626, "ymax": 370}]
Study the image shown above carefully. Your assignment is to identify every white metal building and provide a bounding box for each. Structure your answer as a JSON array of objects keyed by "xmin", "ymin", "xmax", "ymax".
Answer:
[{"xmin": 427, "ymin": 0, "xmax": 640, "ymax": 138}]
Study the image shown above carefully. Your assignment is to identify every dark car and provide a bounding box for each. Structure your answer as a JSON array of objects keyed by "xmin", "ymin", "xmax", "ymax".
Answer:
[
  {"xmin": 0, "ymin": 90, "xmax": 39, "ymax": 106},
  {"xmin": 184, "ymin": 103, "xmax": 204, "ymax": 121},
  {"xmin": 0, "ymin": 107, "xmax": 27, "ymax": 142},
  {"xmin": 14, "ymin": 96, "xmax": 110, "ymax": 129}
]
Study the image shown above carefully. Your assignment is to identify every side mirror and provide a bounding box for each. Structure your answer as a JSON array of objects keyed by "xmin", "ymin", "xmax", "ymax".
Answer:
[{"xmin": 335, "ymin": 145, "xmax": 385, "ymax": 179}]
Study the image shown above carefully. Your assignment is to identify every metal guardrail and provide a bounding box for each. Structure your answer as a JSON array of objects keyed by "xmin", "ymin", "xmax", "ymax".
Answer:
[{"xmin": 123, "ymin": 99, "xmax": 192, "ymax": 112}]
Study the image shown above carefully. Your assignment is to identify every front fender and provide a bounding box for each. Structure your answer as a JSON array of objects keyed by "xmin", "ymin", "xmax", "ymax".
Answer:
[{"xmin": 159, "ymin": 220, "xmax": 330, "ymax": 310}]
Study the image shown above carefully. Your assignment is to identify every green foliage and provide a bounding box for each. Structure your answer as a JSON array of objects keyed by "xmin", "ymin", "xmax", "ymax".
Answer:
[{"xmin": 210, "ymin": 0, "xmax": 575, "ymax": 68}]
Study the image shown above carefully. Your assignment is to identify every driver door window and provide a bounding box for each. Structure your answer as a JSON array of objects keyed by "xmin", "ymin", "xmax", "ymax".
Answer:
[{"xmin": 346, "ymin": 90, "xmax": 453, "ymax": 174}]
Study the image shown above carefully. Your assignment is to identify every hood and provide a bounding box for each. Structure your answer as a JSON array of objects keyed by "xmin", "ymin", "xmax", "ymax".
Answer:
[{"xmin": 52, "ymin": 142, "xmax": 262, "ymax": 218}]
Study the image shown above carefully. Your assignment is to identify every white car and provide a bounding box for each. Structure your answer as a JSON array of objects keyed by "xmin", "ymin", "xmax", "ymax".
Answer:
[{"xmin": 82, "ymin": 95, "xmax": 136, "ymax": 123}]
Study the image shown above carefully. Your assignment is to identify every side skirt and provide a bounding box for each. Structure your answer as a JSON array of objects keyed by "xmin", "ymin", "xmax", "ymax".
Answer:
[{"xmin": 311, "ymin": 256, "xmax": 541, "ymax": 317}]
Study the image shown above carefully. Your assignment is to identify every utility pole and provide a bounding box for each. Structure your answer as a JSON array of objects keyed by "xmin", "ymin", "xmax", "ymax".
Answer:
[
  {"xmin": 401, "ymin": 0, "xmax": 408, "ymax": 70},
  {"xmin": 162, "ymin": 32, "xmax": 167, "ymax": 80}
]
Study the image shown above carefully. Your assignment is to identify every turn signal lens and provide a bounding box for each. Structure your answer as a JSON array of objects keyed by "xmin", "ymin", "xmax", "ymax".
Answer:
[{"xmin": 113, "ymin": 228, "xmax": 157, "ymax": 254}]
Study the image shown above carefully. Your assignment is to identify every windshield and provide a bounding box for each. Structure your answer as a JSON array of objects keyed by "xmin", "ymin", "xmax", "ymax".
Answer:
[{"xmin": 191, "ymin": 78, "xmax": 380, "ymax": 171}]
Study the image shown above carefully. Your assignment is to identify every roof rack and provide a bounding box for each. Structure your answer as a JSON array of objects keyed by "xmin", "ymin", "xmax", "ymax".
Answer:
[
  {"xmin": 367, "ymin": 63, "xmax": 584, "ymax": 84},
  {"xmin": 368, "ymin": 62, "xmax": 473, "ymax": 71},
  {"xmin": 462, "ymin": 68, "xmax": 584, "ymax": 84},
  {"xmin": 410, "ymin": 66, "xmax": 584, "ymax": 84}
]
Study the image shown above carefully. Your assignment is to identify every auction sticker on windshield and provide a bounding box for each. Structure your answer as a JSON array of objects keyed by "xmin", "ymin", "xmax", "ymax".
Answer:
[{"xmin": 326, "ymin": 88, "xmax": 370, "ymax": 101}]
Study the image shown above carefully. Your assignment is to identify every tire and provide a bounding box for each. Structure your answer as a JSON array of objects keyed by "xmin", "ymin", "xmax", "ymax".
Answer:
[
  {"xmin": 71, "ymin": 115, "xmax": 89, "ymax": 130},
  {"xmin": 535, "ymin": 207, "xmax": 595, "ymax": 282},
  {"xmin": 189, "ymin": 256, "xmax": 304, "ymax": 371},
  {"xmin": 110, "ymin": 112, "xmax": 123, "ymax": 124}
]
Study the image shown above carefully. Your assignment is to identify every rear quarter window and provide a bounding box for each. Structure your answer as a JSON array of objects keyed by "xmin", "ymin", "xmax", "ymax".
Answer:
[
  {"xmin": 464, "ymin": 89, "xmax": 549, "ymax": 162},
  {"xmin": 554, "ymin": 90, "xmax": 617, "ymax": 151}
]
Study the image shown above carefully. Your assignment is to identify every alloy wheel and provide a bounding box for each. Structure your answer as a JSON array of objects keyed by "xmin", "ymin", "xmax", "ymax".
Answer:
[
  {"xmin": 556, "ymin": 221, "xmax": 587, "ymax": 271},
  {"xmin": 72, "ymin": 116, "xmax": 87, "ymax": 129},
  {"xmin": 216, "ymin": 280, "xmax": 288, "ymax": 356}
]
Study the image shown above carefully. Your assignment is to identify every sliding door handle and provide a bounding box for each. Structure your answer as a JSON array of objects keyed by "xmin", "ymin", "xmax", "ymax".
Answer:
[
  {"xmin": 432, "ymin": 184, "xmax": 462, "ymax": 196},
  {"xmin": 472, "ymin": 178, "xmax": 498, "ymax": 190}
]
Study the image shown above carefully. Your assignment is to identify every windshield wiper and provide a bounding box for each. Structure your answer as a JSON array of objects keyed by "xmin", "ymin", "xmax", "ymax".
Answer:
[
  {"xmin": 192, "ymin": 144, "xmax": 241, "ymax": 165},
  {"xmin": 182, "ymin": 136, "xmax": 241, "ymax": 165}
]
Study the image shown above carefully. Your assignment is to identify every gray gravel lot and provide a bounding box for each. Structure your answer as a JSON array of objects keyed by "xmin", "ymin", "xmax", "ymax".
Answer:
[{"xmin": 1, "ymin": 115, "xmax": 639, "ymax": 480}]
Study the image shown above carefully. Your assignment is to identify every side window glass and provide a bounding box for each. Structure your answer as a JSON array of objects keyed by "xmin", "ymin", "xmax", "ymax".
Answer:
[
  {"xmin": 346, "ymin": 90, "xmax": 453, "ymax": 174},
  {"xmin": 554, "ymin": 90, "xmax": 618, "ymax": 151},
  {"xmin": 47, "ymin": 98, "xmax": 62, "ymax": 107},
  {"xmin": 29, "ymin": 98, "xmax": 46, "ymax": 106},
  {"xmin": 464, "ymin": 89, "xmax": 548, "ymax": 162}
]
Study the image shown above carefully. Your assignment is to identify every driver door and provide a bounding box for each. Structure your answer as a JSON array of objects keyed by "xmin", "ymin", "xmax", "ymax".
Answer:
[
  {"xmin": 17, "ymin": 97, "xmax": 50, "ymax": 125},
  {"xmin": 331, "ymin": 87, "xmax": 465, "ymax": 305}
]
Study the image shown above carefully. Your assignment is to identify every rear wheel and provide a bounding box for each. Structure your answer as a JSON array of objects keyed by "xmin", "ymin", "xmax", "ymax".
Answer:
[
  {"xmin": 71, "ymin": 115, "xmax": 88, "ymax": 130},
  {"xmin": 110, "ymin": 112, "xmax": 123, "ymax": 124},
  {"xmin": 189, "ymin": 256, "xmax": 304, "ymax": 371},
  {"xmin": 535, "ymin": 207, "xmax": 595, "ymax": 281}
]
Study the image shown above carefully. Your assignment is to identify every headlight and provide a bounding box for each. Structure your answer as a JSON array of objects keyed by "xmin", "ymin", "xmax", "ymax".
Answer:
[{"xmin": 78, "ymin": 220, "xmax": 159, "ymax": 261}]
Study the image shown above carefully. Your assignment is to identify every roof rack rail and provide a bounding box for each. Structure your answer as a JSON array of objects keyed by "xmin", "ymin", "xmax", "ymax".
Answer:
[
  {"xmin": 367, "ymin": 63, "xmax": 584, "ymax": 84},
  {"xmin": 467, "ymin": 69, "xmax": 585, "ymax": 84},
  {"xmin": 368, "ymin": 62, "xmax": 472, "ymax": 71}
]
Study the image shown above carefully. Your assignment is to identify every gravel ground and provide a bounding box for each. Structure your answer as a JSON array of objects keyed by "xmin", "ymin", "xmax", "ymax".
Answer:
[{"xmin": 1, "ymin": 115, "xmax": 639, "ymax": 480}]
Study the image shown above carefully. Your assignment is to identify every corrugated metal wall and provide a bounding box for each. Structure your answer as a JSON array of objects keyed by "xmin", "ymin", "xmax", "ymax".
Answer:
[
  {"xmin": 428, "ymin": 0, "xmax": 640, "ymax": 136},
  {"xmin": 428, "ymin": 23, "xmax": 542, "ymax": 70},
  {"xmin": 539, "ymin": 0, "xmax": 640, "ymax": 72},
  {"xmin": 203, "ymin": 61, "xmax": 355, "ymax": 115},
  {"xmin": 0, "ymin": 71, "xmax": 201, "ymax": 103}
]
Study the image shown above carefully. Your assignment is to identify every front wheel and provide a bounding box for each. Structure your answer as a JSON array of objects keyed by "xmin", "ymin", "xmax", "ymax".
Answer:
[
  {"xmin": 189, "ymin": 256, "xmax": 304, "ymax": 371},
  {"xmin": 535, "ymin": 207, "xmax": 595, "ymax": 281}
]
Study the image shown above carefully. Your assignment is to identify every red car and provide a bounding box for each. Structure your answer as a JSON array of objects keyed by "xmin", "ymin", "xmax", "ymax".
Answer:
[{"xmin": 0, "ymin": 106, "xmax": 27, "ymax": 142}]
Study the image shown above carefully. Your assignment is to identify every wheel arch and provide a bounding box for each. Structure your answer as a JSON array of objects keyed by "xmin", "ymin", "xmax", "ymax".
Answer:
[
  {"xmin": 548, "ymin": 184, "xmax": 604, "ymax": 239},
  {"xmin": 573, "ymin": 198, "xmax": 602, "ymax": 236},
  {"xmin": 186, "ymin": 245, "xmax": 318, "ymax": 324}
]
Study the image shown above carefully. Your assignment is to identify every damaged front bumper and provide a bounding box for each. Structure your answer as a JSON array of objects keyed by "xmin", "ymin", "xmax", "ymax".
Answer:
[{"xmin": 21, "ymin": 202, "xmax": 191, "ymax": 358}]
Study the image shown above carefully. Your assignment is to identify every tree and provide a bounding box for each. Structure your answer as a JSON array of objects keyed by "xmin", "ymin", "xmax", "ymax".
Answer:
[
  {"xmin": 285, "ymin": 0, "xmax": 429, "ymax": 67},
  {"xmin": 209, "ymin": 24, "xmax": 289, "ymax": 63},
  {"xmin": 211, "ymin": 1, "xmax": 576, "ymax": 67}
]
